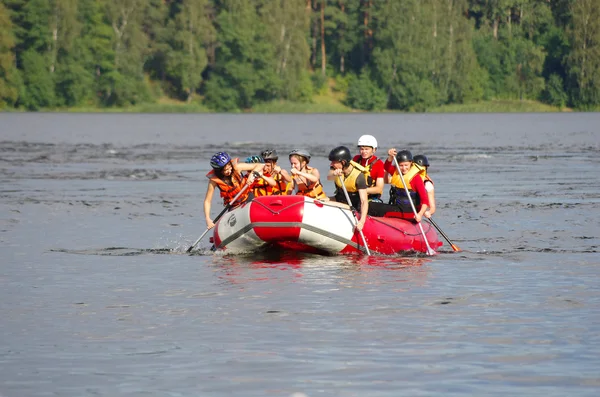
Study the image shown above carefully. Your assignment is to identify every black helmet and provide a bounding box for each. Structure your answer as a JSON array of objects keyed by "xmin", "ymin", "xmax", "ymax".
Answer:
[
  {"xmin": 261, "ymin": 149, "xmax": 279, "ymax": 162},
  {"xmin": 413, "ymin": 154, "xmax": 429, "ymax": 167},
  {"xmin": 328, "ymin": 146, "xmax": 352, "ymax": 163},
  {"xmin": 396, "ymin": 150, "xmax": 413, "ymax": 163}
]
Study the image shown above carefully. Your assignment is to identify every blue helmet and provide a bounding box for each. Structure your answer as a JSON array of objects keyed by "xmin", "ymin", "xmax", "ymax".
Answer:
[
  {"xmin": 245, "ymin": 155, "xmax": 264, "ymax": 164},
  {"xmin": 210, "ymin": 151, "xmax": 231, "ymax": 169}
]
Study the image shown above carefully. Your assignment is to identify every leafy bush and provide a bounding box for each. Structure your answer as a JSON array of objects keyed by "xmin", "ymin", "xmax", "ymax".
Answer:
[
  {"xmin": 345, "ymin": 70, "xmax": 387, "ymax": 111},
  {"xmin": 542, "ymin": 73, "xmax": 567, "ymax": 108},
  {"xmin": 311, "ymin": 72, "xmax": 328, "ymax": 95}
]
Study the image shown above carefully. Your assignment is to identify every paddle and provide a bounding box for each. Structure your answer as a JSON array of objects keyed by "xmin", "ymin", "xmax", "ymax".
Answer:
[
  {"xmin": 427, "ymin": 217, "xmax": 462, "ymax": 252},
  {"xmin": 186, "ymin": 183, "xmax": 251, "ymax": 253},
  {"xmin": 392, "ymin": 156, "xmax": 437, "ymax": 256},
  {"xmin": 337, "ymin": 175, "xmax": 371, "ymax": 256}
]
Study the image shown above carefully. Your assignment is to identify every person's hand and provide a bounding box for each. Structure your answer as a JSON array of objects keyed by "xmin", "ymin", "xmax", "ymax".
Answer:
[
  {"xmin": 388, "ymin": 148, "xmax": 397, "ymax": 158},
  {"xmin": 356, "ymin": 219, "xmax": 365, "ymax": 231},
  {"xmin": 332, "ymin": 168, "xmax": 343, "ymax": 176},
  {"xmin": 247, "ymin": 172, "xmax": 257, "ymax": 184},
  {"xmin": 424, "ymin": 210, "xmax": 431, "ymax": 219},
  {"xmin": 273, "ymin": 165, "xmax": 281, "ymax": 174},
  {"xmin": 414, "ymin": 213, "xmax": 422, "ymax": 223},
  {"xmin": 206, "ymin": 219, "xmax": 215, "ymax": 229},
  {"xmin": 290, "ymin": 168, "xmax": 299, "ymax": 176}
]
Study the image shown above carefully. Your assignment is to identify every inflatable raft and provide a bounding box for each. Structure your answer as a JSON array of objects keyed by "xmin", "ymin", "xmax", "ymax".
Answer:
[{"xmin": 210, "ymin": 195, "xmax": 442, "ymax": 256}]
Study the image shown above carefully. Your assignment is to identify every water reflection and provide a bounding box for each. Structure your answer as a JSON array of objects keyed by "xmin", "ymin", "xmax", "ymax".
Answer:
[{"xmin": 209, "ymin": 249, "xmax": 432, "ymax": 288}]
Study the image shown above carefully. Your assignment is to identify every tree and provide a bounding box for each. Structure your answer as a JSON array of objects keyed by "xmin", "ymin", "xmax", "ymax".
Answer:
[
  {"xmin": 371, "ymin": 0, "xmax": 441, "ymax": 110},
  {"xmin": 259, "ymin": 0, "xmax": 311, "ymax": 101},
  {"xmin": 204, "ymin": 0, "xmax": 280, "ymax": 110},
  {"xmin": 103, "ymin": 0, "xmax": 151, "ymax": 106},
  {"xmin": 14, "ymin": 0, "xmax": 55, "ymax": 109},
  {"xmin": 0, "ymin": 2, "xmax": 19, "ymax": 107},
  {"xmin": 19, "ymin": 50, "xmax": 55, "ymax": 109},
  {"xmin": 345, "ymin": 69, "xmax": 386, "ymax": 110},
  {"xmin": 567, "ymin": 0, "xmax": 600, "ymax": 108},
  {"xmin": 165, "ymin": 0, "xmax": 213, "ymax": 102}
]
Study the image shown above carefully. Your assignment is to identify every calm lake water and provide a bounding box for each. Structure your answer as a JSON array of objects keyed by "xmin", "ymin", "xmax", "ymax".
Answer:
[{"xmin": 1, "ymin": 112, "xmax": 599, "ymax": 397}]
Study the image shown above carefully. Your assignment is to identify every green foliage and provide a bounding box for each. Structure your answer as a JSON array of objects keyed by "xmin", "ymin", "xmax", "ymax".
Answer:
[
  {"xmin": 333, "ymin": 73, "xmax": 351, "ymax": 93},
  {"xmin": 259, "ymin": 0, "xmax": 310, "ymax": 101},
  {"xmin": 0, "ymin": 0, "xmax": 597, "ymax": 112},
  {"xmin": 311, "ymin": 72, "xmax": 328, "ymax": 96},
  {"xmin": 19, "ymin": 50, "xmax": 55, "ymax": 109},
  {"xmin": 54, "ymin": 56, "xmax": 94, "ymax": 106},
  {"xmin": 164, "ymin": 0, "xmax": 212, "ymax": 102},
  {"xmin": 102, "ymin": 0, "xmax": 151, "ymax": 106},
  {"xmin": 0, "ymin": 2, "xmax": 19, "ymax": 107},
  {"xmin": 542, "ymin": 73, "xmax": 567, "ymax": 108},
  {"xmin": 345, "ymin": 70, "xmax": 387, "ymax": 111},
  {"xmin": 567, "ymin": 0, "xmax": 600, "ymax": 108},
  {"xmin": 291, "ymin": 69, "xmax": 313, "ymax": 103},
  {"xmin": 20, "ymin": 0, "xmax": 52, "ymax": 53},
  {"xmin": 203, "ymin": 0, "xmax": 281, "ymax": 111},
  {"xmin": 203, "ymin": 73, "xmax": 240, "ymax": 112},
  {"xmin": 428, "ymin": 99, "xmax": 562, "ymax": 113}
]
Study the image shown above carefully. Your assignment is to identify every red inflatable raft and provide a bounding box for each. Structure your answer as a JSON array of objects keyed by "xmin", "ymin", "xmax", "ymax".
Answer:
[{"xmin": 211, "ymin": 195, "xmax": 442, "ymax": 256}]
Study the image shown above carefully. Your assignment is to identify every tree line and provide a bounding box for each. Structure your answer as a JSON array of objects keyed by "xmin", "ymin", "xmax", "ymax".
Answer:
[{"xmin": 1, "ymin": 0, "xmax": 599, "ymax": 111}]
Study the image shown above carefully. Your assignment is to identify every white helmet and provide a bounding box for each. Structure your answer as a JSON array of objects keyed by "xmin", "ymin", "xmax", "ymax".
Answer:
[{"xmin": 357, "ymin": 134, "xmax": 378, "ymax": 149}]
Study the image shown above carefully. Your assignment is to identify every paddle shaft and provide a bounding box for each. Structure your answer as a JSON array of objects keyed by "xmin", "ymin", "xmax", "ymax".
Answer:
[
  {"xmin": 392, "ymin": 157, "xmax": 436, "ymax": 256},
  {"xmin": 186, "ymin": 183, "xmax": 251, "ymax": 253},
  {"xmin": 337, "ymin": 175, "xmax": 371, "ymax": 256},
  {"xmin": 427, "ymin": 217, "xmax": 461, "ymax": 252}
]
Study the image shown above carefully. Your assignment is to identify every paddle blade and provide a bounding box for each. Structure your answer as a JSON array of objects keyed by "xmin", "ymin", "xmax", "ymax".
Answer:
[
  {"xmin": 426, "ymin": 247, "xmax": 437, "ymax": 256},
  {"xmin": 450, "ymin": 243, "xmax": 462, "ymax": 252}
]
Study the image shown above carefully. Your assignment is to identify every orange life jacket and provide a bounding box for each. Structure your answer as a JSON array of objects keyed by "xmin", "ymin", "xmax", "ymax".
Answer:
[
  {"xmin": 206, "ymin": 167, "xmax": 250, "ymax": 207},
  {"xmin": 253, "ymin": 172, "xmax": 288, "ymax": 196},
  {"xmin": 294, "ymin": 166, "xmax": 327, "ymax": 199}
]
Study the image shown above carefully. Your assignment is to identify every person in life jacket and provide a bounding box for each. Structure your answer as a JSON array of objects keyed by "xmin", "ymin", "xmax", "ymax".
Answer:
[
  {"xmin": 353, "ymin": 134, "xmax": 385, "ymax": 202},
  {"xmin": 257, "ymin": 149, "xmax": 292, "ymax": 196},
  {"xmin": 413, "ymin": 154, "xmax": 436, "ymax": 218},
  {"xmin": 244, "ymin": 155, "xmax": 278, "ymax": 197},
  {"xmin": 368, "ymin": 149, "xmax": 429, "ymax": 222},
  {"xmin": 204, "ymin": 151, "xmax": 264, "ymax": 229},
  {"xmin": 288, "ymin": 149, "xmax": 327, "ymax": 199},
  {"xmin": 327, "ymin": 146, "xmax": 369, "ymax": 231}
]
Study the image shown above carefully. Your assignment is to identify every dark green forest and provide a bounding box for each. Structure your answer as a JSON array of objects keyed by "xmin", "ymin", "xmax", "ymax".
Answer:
[{"xmin": 1, "ymin": 0, "xmax": 599, "ymax": 112}]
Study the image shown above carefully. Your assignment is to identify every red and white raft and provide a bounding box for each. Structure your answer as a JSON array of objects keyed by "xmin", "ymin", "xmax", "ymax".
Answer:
[{"xmin": 211, "ymin": 195, "xmax": 442, "ymax": 256}]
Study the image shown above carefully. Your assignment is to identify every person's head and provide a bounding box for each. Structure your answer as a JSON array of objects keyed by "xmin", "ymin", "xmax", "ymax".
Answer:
[
  {"xmin": 395, "ymin": 150, "xmax": 413, "ymax": 175},
  {"xmin": 357, "ymin": 134, "xmax": 378, "ymax": 159},
  {"xmin": 261, "ymin": 149, "xmax": 278, "ymax": 173},
  {"xmin": 413, "ymin": 154, "xmax": 429, "ymax": 169},
  {"xmin": 328, "ymin": 146, "xmax": 352, "ymax": 170},
  {"xmin": 245, "ymin": 155, "xmax": 264, "ymax": 164},
  {"xmin": 210, "ymin": 151, "xmax": 233, "ymax": 177},
  {"xmin": 289, "ymin": 149, "xmax": 311, "ymax": 170}
]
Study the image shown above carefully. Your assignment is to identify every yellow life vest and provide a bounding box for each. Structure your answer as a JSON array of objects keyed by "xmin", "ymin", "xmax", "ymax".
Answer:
[
  {"xmin": 390, "ymin": 164, "xmax": 422, "ymax": 190},
  {"xmin": 333, "ymin": 166, "xmax": 366, "ymax": 208},
  {"xmin": 414, "ymin": 163, "xmax": 433, "ymax": 185},
  {"xmin": 334, "ymin": 165, "xmax": 364, "ymax": 193}
]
